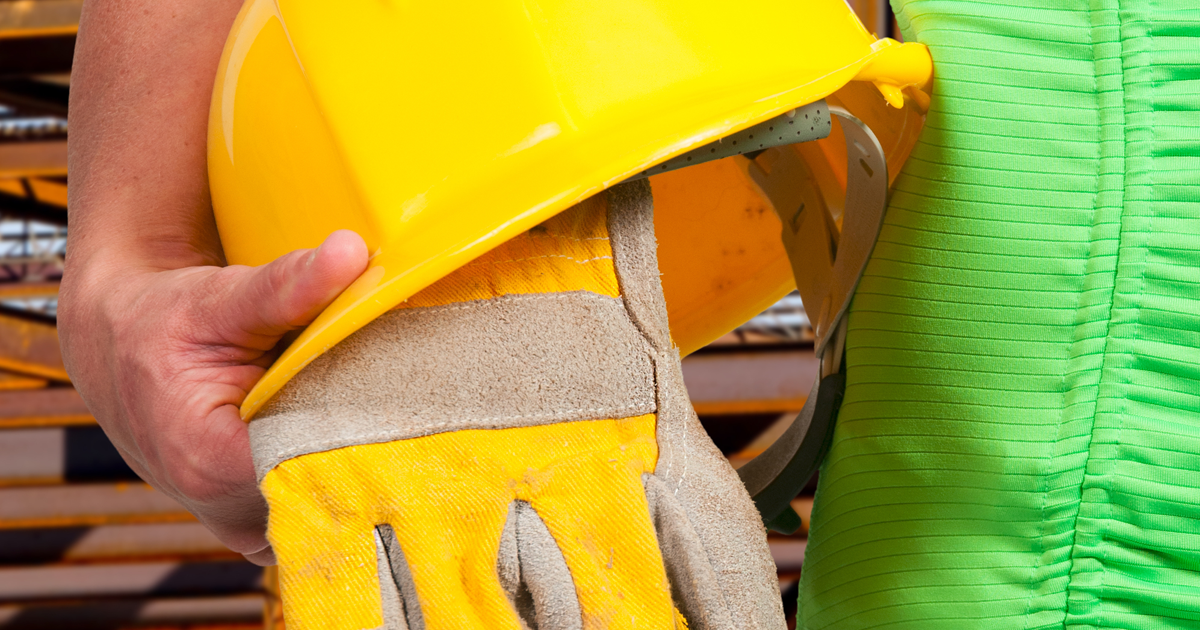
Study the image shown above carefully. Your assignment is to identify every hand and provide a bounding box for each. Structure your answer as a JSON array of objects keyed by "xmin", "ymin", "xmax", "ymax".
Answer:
[{"xmin": 58, "ymin": 230, "xmax": 367, "ymax": 565}]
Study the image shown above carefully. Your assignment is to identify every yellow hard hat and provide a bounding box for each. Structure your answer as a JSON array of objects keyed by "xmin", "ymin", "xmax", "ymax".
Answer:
[{"xmin": 209, "ymin": 0, "xmax": 933, "ymax": 419}]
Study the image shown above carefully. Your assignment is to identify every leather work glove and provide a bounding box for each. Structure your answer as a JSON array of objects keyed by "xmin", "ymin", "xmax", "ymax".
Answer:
[{"xmin": 247, "ymin": 181, "xmax": 785, "ymax": 630}]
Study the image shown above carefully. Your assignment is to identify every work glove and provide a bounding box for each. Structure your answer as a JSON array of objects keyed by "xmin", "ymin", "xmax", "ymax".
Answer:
[{"xmin": 247, "ymin": 181, "xmax": 785, "ymax": 630}]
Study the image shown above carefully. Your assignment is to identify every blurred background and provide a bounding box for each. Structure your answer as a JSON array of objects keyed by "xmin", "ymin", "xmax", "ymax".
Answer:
[{"xmin": 0, "ymin": 1, "xmax": 896, "ymax": 628}]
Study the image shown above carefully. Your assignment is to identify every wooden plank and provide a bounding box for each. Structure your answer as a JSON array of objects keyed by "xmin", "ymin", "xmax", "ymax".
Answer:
[
  {"xmin": 0, "ymin": 594, "xmax": 263, "ymax": 629},
  {"xmin": 0, "ymin": 388, "xmax": 93, "ymax": 428},
  {"xmin": 0, "ymin": 141, "xmax": 67, "ymax": 178},
  {"xmin": 0, "ymin": 523, "xmax": 235, "ymax": 565},
  {"xmin": 0, "ymin": 483, "xmax": 192, "ymax": 529},
  {"xmin": 0, "ymin": 371, "xmax": 46, "ymax": 391},
  {"xmin": 769, "ymin": 538, "xmax": 807, "ymax": 576},
  {"xmin": 0, "ymin": 427, "xmax": 60, "ymax": 484},
  {"xmin": 0, "ymin": 560, "xmax": 261, "ymax": 601},
  {"xmin": 681, "ymin": 349, "xmax": 817, "ymax": 415},
  {"xmin": 0, "ymin": 282, "xmax": 58, "ymax": 299},
  {"xmin": 0, "ymin": 0, "xmax": 82, "ymax": 37},
  {"xmin": 0, "ymin": 426, "xmax": 136, "ymax": 486}
]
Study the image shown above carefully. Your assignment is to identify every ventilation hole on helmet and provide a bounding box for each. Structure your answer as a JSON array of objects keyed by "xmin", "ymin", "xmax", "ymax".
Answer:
[
  {"xmin": 788, "ymin": 120, "xmax": 794, "ymax": 125},
  {"xmin": 769, "ymin": 126, "xmax": 774, "ymax": 131},
  {"xmin": 711, "ymin": 148, "xmax": 716, "ymax": 153},
  {"xmin": 686, "ymin": 156, "xmax": 692, "ymax": 161}
]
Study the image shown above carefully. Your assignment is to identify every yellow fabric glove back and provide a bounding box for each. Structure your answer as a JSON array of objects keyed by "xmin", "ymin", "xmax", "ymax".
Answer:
[{"xmin": 249, "ymin": 182, "xmax": 784, "ymax": 630}]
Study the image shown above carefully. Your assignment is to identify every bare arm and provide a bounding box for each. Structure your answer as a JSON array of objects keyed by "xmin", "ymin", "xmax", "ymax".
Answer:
[
  {"xmin": 68, "ymin": 0, "xmax": 241, "ymax": 271},
  {"xmin": 60, "ymin": 0, "xmax": 366, "ymax": 564}
]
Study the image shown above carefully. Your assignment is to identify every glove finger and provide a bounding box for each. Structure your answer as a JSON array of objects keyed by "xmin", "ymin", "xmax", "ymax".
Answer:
[
  {"xmin": 376, "ymin": 525, "xmax": 418, "ymax": 630},
  {"xmin": 497, "ymin": 500, "xmax": 582, "ymax": 630},
  {"xmin": 261, "ymin": 463, "xmax": 389, "ymax": 630},
  {"xmin": 652, "ymin": 362, "xmax": 786, "ymax": 627},
  {"xmin": 267, "ymin": 512, "xmax": 382, "ymax": 628},
  {"xmin": 643, "ymin": 473, "xmax": 735, "ymax": 629},
  {"xmin": 525, "ymin": 417, "xmax": 676, "ymax": 629},
  {"xmin": 377, "ymin": 499, "xmax": 522, "ymax": 630}
]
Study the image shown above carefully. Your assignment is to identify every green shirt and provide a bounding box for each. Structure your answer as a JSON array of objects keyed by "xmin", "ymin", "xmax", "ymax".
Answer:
[{"xmin": 800, "ymin": 1, "xmax": 1200, "ymax": 627}]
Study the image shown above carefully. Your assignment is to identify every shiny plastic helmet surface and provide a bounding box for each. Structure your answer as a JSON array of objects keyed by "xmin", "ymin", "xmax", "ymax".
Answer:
[{"xmin": 209, "ymin": 0, "xmax": 932, "ymax": 418}]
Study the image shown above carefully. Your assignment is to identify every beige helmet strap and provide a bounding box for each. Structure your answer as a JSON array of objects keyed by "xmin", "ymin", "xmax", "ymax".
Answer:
[
  {"xmin": 817, "ymin": 107, "xmax": 891, "ymax": 361},
  {"xmin": 749, "ymin": 107, "xmax": 890, "ymax": 367},
  {"xmin": 737, "ymin": 108, "xmax": 891, "ymax": 532}
]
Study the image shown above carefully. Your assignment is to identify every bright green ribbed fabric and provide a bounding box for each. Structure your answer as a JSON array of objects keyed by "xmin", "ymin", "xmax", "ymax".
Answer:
[{"xmin": 799, "ymin": 1, "xmax": 1200, "ymax": 628}]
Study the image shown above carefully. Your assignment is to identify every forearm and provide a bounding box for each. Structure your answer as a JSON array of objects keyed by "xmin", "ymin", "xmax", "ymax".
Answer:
[
  {"xmin": 59, "ymin": 0, "xmax": 366, "ymax": 565},
  {"xmin": 67, "ymin": 0, "xmax": 244, "ymax": 277}
]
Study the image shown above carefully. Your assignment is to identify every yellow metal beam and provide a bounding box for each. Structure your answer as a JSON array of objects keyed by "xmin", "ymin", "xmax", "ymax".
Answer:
[{"xmin": 27, "ymin": 177, "xmax": 67, "ymax": 207}]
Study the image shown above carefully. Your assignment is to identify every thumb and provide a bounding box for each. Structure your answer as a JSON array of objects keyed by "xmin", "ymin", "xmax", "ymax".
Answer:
[{"xmin": 212, "ymin": 229, "xmax": 369, "ymax": 345}]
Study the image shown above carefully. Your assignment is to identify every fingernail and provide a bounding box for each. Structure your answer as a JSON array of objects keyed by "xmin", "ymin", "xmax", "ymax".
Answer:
[{"xmin": 306, "ymin": 241, "xmax": 324, "ymax": 267}]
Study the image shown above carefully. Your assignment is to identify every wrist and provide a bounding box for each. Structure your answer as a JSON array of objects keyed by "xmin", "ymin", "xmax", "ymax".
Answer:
[{"xmin": 59, "ymin": 240, "xmax": 207, "ymax": 335}]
